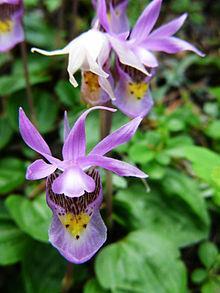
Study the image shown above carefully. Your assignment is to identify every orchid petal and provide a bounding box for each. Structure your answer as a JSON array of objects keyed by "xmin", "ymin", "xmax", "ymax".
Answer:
[
  {"xmin": 26, "ymin": 159, "xmax": 56, "ymax": 180},
  {"xmin": 97, "ymin": 0, "xmax": 110, "ymax": 32},
  {"xmin": 149, "ymin": 13, "xmax": 187, "ymax": 38},
  {"xmin": 49, "ymin": 211, "xmax": 107, "ymax": 264},
  {"xmin": 68, "ymin": 47, "xmax": 85, "ymax": 87},
  {"xmin": 108, "ymin": 36, "xmax": 150, "ymax": 76},
  {"xmin": 19, "ymin": 108, "xmax": 52, "ymax": 156},
  {"xmin": 90, "ymin": 117, "xmax": 142, "ymax": 156},
  {"xmin": 86, "ymin": 52, "xmax": 109, "ymax": 78},
  {"xmin": 98, "ymin": 76, "xmax": 116, "ymax": 101},
  {"xmin": 64, "ymin": 111, "xmax": 70, "ymax": 142},
  {"xmin": 31, "ymin": 46, "xmax": 69, "ymax": 56},
  {"xmin": 62, "ymin": 106, "xmax": 116, "ymax": 161},
  {"xmin": 80, "ymin": 155, "xmax": 148, "ymax": 178},
  {"xmin": 144, "ymin": 36, "xmax": 205, "ymax": 56},
  {"xmin": 130, "ymin": 0, "xmax": 162, "ymax": 42},
  {"xmin": 135, "ymin": 47, "xmax": 158, "ymax": 68},
  {"xmin": 52, "ymin": 166, "xmax": 95, "ymax": 198}
]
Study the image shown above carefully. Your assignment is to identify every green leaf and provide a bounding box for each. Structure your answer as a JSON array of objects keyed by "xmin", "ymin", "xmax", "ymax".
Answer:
[
  {"xmin": 22, "ymin": 242, "xmax": 66, "ymax": 293},
  {"xmin": 6, "ymin": 194, "xmax": 51, "ymax": 242},
  {"xmin": 202, "ymin": 280, "xmax": 220, "ymax": 293},
  {"xmin": 95, "ymin": 230, "xmax": 187, "ymax": 293},
  {"xmin": 84, "ymin": 279, "xmax": 108, "ymax": 293},
  {"xmin": 0, "ymin": 221, "xmax": 29, "ymax": 265},
  {"xmin": 191, "ymin": 268, "xmax": 208, "ymax": 284},
  {"xmin": 35, "ymin": 93, "xmax": 59, "ymax": 134},
  {"xmin": 55, "ymin": 80, "xmax": 80, "ymax": 108},
  {"xmin": 0, "ymin": 158, "xmax": 26, "ymax": 195},
  {"xmin": 128, "ymin": 143, "xmax": 155, "ymax": 164},
  {"xmin": 206, "ymin": 120, "xmax": 220, "ymax": 139},
  {"xmin": 112, "ymin": 175, "xmax": 127, "ymax": 189},
  {"xmin": 198, "ymin": 242, "xmax": 219, "ymax": 269},
  {"xmin": 182, "ymin": 146, "xmax": 220, "ymax": 188},
  {"xmin": 0, "ymin": 116, "xmax": 13, "ymax": 150},
  {"xmin": 115, "ymin": 184, "xmax": 209, "ymax": 248},
  {"xmin": 162, "ymin": 170, "xmax": 209, "ymax": 224}
]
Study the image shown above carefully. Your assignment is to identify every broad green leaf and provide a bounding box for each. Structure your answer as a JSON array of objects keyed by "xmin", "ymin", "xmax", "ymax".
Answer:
[
  {"xmin": 182, "ymin": 146, "xmax": 220, "ymax": 188},
  {"xmin": 206, "ymin": 120, "xmax": 220, "ymax": 139},
  {"xmin": 162, "ymin": 169, "xmax": 209, "ymax": 224},
  {"xmin": 115, "ymin": 184, "xmax": 209, "ymax": 248},
  {"xmin": 55, "ymin": 80, "xmax": 80, "ymax": 108},
  {"xmin": 84, "ymin": 279, "xmax": 108, "ymax": 293},
  {"xmin": 35, "ymin": 93, "xmax": 59, "ymax": 134},
  {"xmin": 0, "ymin": 116, "xmax": 13, "ymax": 150},
  {"xmin": 202, "ymin": 280, "xmax": 220, "ymax": 293},
  {"xmin": 191, "ymin": 269, "xmax": 207, "ymax": 284},
  {"xmin": 95, "ymin": 230, "xmax": 187, "ymax": 293},
  {"xmin": 198, "ymin": 242, "xmax": 219, "ymax": 269},
  {"xmin": 6, "ymin": 194, "xmax": 51, "ymax": 242},
  {"xmin": 22, "ymin": 242, "xmax": 66, "ymax": 293},
  {"xmin": 128, "ymin": 143, "xmax": 155, "ymax": 164},
  {"xmin": 0, "ymin": 158, "xmax": 26, "ymax": 195},
  {"xmin": 0, "ymin": 221, "xmax": 29, "ymax": 265}
]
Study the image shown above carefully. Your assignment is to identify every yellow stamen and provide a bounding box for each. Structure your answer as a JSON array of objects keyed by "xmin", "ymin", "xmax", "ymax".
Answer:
[
  {"xmin": 0, "ymin": 19, "xmax": 13, "ymax": 34},
  {"xmin": 59, "ymin": 212, "xmax": 90, "ymax": 240},
  {"xmin": 83, "ymin": 72, "xmax": 100, "ymax": 93},
  {"xmin": 128, "ymin": 82, "xmax": 148, "ymax": 100}
]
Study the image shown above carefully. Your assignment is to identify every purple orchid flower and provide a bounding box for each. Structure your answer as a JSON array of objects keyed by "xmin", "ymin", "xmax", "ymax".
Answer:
[
  {"xmin": 19, "ymin": 106, "xmax": 147, "ymax": 198},
  {"xmin": 98, "ymin": 0, "xmax": 204, "ymax": 74},
  {"xmin": 47, "ymin": 168, "xmax": 107, "ymax": 263},
  {"xmin": 0, "ymin": 0, "xmax": 24, "ymax": 52},
  {"xmin": 113, "ymin": 61, "xmax": 155, "ymax": 118}
]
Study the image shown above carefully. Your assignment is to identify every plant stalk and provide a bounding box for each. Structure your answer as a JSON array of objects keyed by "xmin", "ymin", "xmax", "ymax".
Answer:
[{"xmin": 61, "ymin": 262, "xmax": 73, "ymax": 293}]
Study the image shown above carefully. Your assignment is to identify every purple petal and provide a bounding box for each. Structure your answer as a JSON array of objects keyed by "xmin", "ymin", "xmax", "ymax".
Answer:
[
  {"xmin": 108, "ymin": 36, "xmax": 150, "ymax": 75},
  {"xmin": 19, "ymin": 108, "xmax": 52, "ymax": 156},
  {"xmin": 52, "ymin": 166, "xmax": 96, "ymax": 198},
  {"xmin": 149, "ymin": 13, "xmax": 187, "ymax": 38},
  {"xmin": 134, "ymin": 46, "xmax": 158, "ymax": 68},
  {"xmin": 0, "ymin": 16, "xmax": 24, "ymax": 52},
  {"xmin": 109, "ymin": 1, "xmax": 129, "ymax": 34},
  {"xmin": 62, "ymin": 106, "xmax": 116, "ymax": 161},
  {"xmin": 144, "ymin": 36, "xmax": 205, "ymax": 56},
  {"xmin": 26, "ymin": 159, "xmax": 56, "ymax": 180},
  {"xmin": 46, "ymin": 169, "xmax": 106, "ymax": 264},
  {"xmin": 114, "ymin": 81, "xmax": 154, "ymax": 118},
  {"xmin": 130, "ymin": 0, "xmax": 162, "ymax": 42},
  {"xmin": 63, "ymin": 111, "xmax": 70, "ymax": 141},
  {"xmin": 49, "ymin": 211, "xmax": 106, "ymax": 264},
  {"xmin": 97, "ymin": 0, "xmax": 110, "ymax": 32},
  {"xmin": 79, "ymin": 155, "xmax": 148, "ymax": 178},
  {"xmin": 90, "ymin": 117, "xmax": 142, "ymax": 156}
]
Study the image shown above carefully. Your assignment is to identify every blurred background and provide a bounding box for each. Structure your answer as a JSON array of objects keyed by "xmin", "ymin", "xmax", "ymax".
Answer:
[{"xmin": 0, "ymin": 0, "xmax": 220, "ymax": 292}]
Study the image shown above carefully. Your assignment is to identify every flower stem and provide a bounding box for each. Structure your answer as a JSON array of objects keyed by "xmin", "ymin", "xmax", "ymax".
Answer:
[
  {"xmin": 100, "ymin": 106, "xmax": 113, "ymax": 228},
  {"xmin": 20, "ymin": 40, "xmax": 36, "ymax": 122},
  {"xmin": 61, "ymin": 262, "xmax": 73, "ymax": 293}
]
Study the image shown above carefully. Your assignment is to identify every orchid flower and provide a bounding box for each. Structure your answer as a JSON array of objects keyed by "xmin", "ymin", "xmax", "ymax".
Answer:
[
  {"xmin": 19, "ymin": 106, "xmax": 147, "ymax": 198},
  {"xmin": 0, "ymin": 0, "xmax": 24, "ymax": 52},
  {"xmin": 98, "ymin": 0, "xmax": 204, "ymax": 74},
  {"xmin": 47, "ymin": 168, "xmax": 107, "ymax": 263},
  {"xmin": 113, "ymin": 62, "xmax": 155, "ymax": 118},
  {"xmin": 31, "ymin": 29, "xmax": 115, "ymax": 101}
]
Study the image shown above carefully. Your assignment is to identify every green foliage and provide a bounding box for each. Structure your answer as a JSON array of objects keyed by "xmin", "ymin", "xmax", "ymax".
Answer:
[
  {"xmin": 5, "ymin": 194, "xmax": 51, "ymax": 243},
  {"xmin": 0, "ymin": 158, "xmax": 26, "ymax": 195},
  {"xmin": 22, "ymin": 242, "xmax": 66, "ymax": 293},
  {"xmin": 0, "ymin": 221, "xmax": 30, "ymax": 265},
  {"xmin": 95, "ymin": 230, "xmax": 187, "ymax": 293}
]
